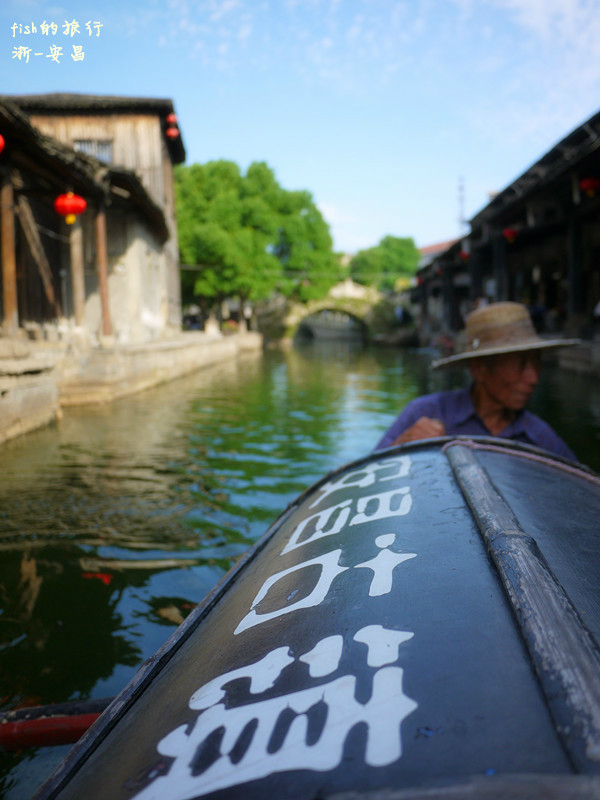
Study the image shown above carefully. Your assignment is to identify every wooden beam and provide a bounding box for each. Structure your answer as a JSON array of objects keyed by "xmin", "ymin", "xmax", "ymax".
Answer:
[
  {"xmin": 1, "ymin": 178, "xmax": 18, "ymax": 334},
  {"xmin": 69, "ymin": 219, "xmax": 85, "ymax": 326},
  {"xmin": 16, "ymin": 194, "xmax": 62, "ymax": 317},
  {"xmin": 95, "ymin": 203, "xmax": 111, "ymax": 337}
]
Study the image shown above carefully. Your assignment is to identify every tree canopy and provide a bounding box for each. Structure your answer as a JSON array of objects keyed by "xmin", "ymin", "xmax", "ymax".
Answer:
[
  {"xmin": 349, "ymin": 235, "xmax": 419, "ymax": 292},
  {"xmin": 175, "ymin": 160, "xmax": 341, "ymax": 309}
]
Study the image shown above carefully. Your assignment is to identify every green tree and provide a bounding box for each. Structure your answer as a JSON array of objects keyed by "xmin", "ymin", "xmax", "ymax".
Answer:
[
  {"xmin": 349, "ymin": 235, "xmax": 419, "ymax": 292},
  {"xmin": 177, "ymin": 161, "xmax": 279, "ymax": 310},
  {"xmin": 273, "ymin": 189, "xmax": 341, "ymax": 303},
  {"xmin": 175, "ymin": 160, "xmax": 339, "ymax": 311}
]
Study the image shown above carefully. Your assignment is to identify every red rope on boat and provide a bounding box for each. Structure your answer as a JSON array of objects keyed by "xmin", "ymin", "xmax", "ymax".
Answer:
[{"xmin": 0, "ymin": 712, "xmax": 102, "ymax": 750}]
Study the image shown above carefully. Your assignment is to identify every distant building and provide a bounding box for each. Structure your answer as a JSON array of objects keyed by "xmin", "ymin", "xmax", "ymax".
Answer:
[
  {"xmin": 418, "ymin": 239, "xmax": 459, "ymax": 268},
  {"xmin": 415, "ymin": 106, "xmax": 600, "ymax": 357}
]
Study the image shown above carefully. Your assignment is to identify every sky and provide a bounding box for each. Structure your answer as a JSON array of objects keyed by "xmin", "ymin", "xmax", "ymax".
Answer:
[{"xmin": 3, "ymin": 0, "xmax": 600, "ymax": 255}]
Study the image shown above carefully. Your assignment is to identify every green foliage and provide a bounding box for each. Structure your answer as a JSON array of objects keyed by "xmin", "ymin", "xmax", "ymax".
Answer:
[
  {"xmin": 272, "ymin": 189, "xmax": 341, "ymax": 302},
  {"xmin": 349, "ymin": 235, "xmax": 419, "ymax": 292},
  {"xmin": 175, "ymin": 160, "xmax": 339, "ymax": 309}
]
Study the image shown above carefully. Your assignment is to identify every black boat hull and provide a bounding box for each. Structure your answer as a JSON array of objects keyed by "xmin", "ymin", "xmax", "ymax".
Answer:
[{"xmin": 34, "ymin": 437, "xmax": 600, "ymax": 799}]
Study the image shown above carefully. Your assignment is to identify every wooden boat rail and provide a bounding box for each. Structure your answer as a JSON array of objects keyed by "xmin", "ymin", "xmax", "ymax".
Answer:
[{"xmin": 445, "ymin": 441, "xmax": 600, "ymax": 775}]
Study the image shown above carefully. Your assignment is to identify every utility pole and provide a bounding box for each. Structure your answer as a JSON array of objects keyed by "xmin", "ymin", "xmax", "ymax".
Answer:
[{"xmin": 458, "ymin": 176, "xmax": 468, "ymax": 237}]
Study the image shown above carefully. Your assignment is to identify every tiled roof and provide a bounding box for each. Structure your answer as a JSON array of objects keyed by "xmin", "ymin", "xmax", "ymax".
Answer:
[
  {"xmin": 470, "ymin": 107, "xmax": 600, "ymax": 228},
  {"xmin": 2, "ymin": 92, "xmax": 176, "ymax": 113},
  {"xmin": 419, "ymin": 238, "xmax": 459, "ymax": 256}
]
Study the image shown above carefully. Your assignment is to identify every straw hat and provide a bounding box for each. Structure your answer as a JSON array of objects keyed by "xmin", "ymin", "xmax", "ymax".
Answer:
[{"xmin": 431, "ymin": 302, "xmax": 579, "ymax": 369}]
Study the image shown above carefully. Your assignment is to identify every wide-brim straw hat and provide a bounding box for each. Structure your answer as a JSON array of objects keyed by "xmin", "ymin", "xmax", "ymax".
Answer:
[{"xmin": 431, "ymin": 301, "xmax": 580, "ymax": 369}]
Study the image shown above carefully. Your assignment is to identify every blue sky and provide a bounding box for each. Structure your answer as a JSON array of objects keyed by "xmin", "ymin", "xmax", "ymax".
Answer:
[{"xmin": 3, "ymin": 0, "xmax": 600, "ymax": 254}]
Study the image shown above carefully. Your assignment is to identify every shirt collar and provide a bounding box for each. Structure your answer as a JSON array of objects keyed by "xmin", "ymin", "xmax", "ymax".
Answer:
[
  {"xmin": 455, "ymin": 387, "xmax": 478, "ymax": 425},
  {"xmin": 457, "ymin": 385, "xmax": 527, "ymax": 434}
]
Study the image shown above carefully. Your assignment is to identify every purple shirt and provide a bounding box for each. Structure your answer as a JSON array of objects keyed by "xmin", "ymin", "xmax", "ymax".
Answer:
[{"xmin": 375, "ymin": 387, "xmax": 577, "ymax": 461}]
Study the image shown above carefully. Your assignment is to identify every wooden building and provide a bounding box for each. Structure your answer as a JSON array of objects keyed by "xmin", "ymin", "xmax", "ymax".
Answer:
[
  {"xmin": 1, "ymin": 92, "xmax": 185, "ymax": 345},
  {"xmin": 0, "ymin": 96, "xmax": 266, "ymax": 443}
]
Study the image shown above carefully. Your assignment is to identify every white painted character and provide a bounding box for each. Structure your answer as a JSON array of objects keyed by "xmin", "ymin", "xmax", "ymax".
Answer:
[
  {"xmin": 132, "ymin": 627, "xmax": 417, "ymax": 800},
  {"xmin": 236, "ymin": 534, "xmax": 416, "ymax": 634},
  {"xmin": 282, "ymin": 485, "xmax": 413, "ymax": 555},
  {"xmin": 309, "ymin": 455, "xmax": 412, "ymax": 508}
]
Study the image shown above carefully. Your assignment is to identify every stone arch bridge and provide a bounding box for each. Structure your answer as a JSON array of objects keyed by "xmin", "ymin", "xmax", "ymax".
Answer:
[{"xmin": 256, "ymin": 279, "xmax": 393, "ymax": 341}]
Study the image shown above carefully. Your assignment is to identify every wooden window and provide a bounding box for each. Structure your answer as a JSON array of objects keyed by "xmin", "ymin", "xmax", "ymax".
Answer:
[{"xmin": 73, "ymin": 139, "xmax": 113, "ymax": 164}]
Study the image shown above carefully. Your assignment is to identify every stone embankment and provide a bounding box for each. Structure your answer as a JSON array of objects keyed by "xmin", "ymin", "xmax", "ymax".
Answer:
[{"xmin": 0, "ymin": 331, "xmax": 262, "ymax": 445}]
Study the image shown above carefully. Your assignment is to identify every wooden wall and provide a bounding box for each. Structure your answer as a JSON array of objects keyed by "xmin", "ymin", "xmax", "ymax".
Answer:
[
  {"xmin": 27, "ymin": 113, "xmax": 166, "ymax": 207},
  {"xmin": 27, "ymin": 109, "xmax": 182, "ymax": 334}
]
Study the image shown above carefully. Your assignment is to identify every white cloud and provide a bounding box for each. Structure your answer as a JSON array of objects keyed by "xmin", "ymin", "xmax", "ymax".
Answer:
[
  {"xmin": 209, "ymin": 0, "xmax": 243, "ymax": 22},
  {"xmin": 492, "ymin": 0, "xmax": 583, "ymax": 39},
  {"xmin": 437, "ymin": 0, "xmax": 600, "ymax": 168},
  {"xmin": 237, "ymin": 20, "xmax": 252, "ymax": 41}
]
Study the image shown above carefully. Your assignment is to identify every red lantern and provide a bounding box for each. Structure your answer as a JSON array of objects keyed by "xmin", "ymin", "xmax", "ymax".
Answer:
[
  {"xmin": 0, "ymin": 134, "xmax": 5, "ymax": 155},
  {"xmin": 502, "ymin": 227, "xmax": 518, "ymax": 243},
  {"xmin": 579, "ymin": 177, "xmax": 600, "ymax": 197},
  {"xmin": 165, "ymin": 126, "xmax": 180, "ymax": 139},
  {"xmin": 165, "ymin": 112, "xmax": 178, "ymax": 125},
  {"xmin": 54, "ymin": 191, "xmax": 87, "ymax": 225},
  {"xmin": 459, "ymin": 250, "xmax": 470, "ymax": 262}
]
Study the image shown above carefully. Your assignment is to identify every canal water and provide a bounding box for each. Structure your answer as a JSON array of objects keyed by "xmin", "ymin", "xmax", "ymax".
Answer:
[{"xmin": 1, "ymin": 341, "xmax": 599, "ymax": 798}]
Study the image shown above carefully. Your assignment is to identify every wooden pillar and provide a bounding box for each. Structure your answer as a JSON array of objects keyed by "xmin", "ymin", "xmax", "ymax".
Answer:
[
  {"xmin": 441, "ymin": 264, "xmax": 452, "ymax": 330},
  {"xmin": 95, "ymin": 203, "xmax": 111, "ymax": 336},
  {"xmin": 1, "ymin": 178, "xmax": 18, "ymax": 334},
  {"xmin": 69, "ymin": 218, "xmax": 85, "ymax": 326},
  {"xmin": 420, "ymin": 280, "xmax": 430, "ymax": 343},
  {"xmin": 492, "ymin": 234, "xmax": 508, "ymax": 301},
  {"xmin": 468, "ymin": 249, "xmax": 483, "ymax": 301},
  {"xmin": 567, "ymin": 218, "xmax": 584, "ymax": 317}
]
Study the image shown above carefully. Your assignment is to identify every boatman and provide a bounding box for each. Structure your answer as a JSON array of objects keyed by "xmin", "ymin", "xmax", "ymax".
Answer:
[{"xmin": 375, "ymin": 301, "xmax": 579, "ymax": 460}]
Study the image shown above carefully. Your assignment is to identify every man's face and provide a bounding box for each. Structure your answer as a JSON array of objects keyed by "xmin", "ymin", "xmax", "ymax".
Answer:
[{"xmin": 472, "ymin": 351, "xmax": 541, "ymax": 412}]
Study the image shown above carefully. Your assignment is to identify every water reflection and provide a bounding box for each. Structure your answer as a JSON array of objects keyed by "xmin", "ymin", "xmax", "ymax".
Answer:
[
  {"xmin": 0, "ymin": 342, "xmax": 598, "ymax": 798},
  {"xmin": 0, "ymin": 550, "xmax": 141, "ymax": 704}
]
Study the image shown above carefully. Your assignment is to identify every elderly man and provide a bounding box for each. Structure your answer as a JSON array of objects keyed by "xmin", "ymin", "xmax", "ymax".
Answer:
[{"xmin": 375, "ymin": 302, "xmax": 579, "ymax": 460}]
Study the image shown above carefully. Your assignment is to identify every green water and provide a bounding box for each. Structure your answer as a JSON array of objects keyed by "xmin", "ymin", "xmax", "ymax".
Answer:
[{"xmin": 0, "ymin": 341, "xmax": 599, "ymax": 798}]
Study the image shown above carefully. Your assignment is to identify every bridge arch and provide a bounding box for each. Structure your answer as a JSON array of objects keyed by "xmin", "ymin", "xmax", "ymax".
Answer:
[
  {"xmin": 283, "ymin": 280, "xmax": 385, "ymax": 340},
  {"xmin": 255, "ymin": 279, "xmax": 394, "ymax": 342},
  {"xmin": 295, "ymin": 307, "xmax": 369, "ymax": 341}
]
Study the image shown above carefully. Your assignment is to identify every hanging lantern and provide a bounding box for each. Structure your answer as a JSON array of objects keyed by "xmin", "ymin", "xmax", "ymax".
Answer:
[
  {"xmin": 0, "ymin": 134, "xmax": 5, "ymax": 155},
  {"xmin": 502, "ymin": 226, "xmax": 518, "ymax": 243},
  {"xmin": 579, "ymin": 177, "xmax": 600, "ymax": 197},
  {"xmin": 165, "ymin": 112, "xmax": 178, "ymax": 125},
  {"xmin": 459, "ymin": 249, "xmax": 470, "ymax": 262},
  {"xmin": 165, "ymin": 126, "xmax": 180, "ymax": 139},
  {"xmin": 54, "ymin": 191, "xmax": 87, "ymax": 225}
]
